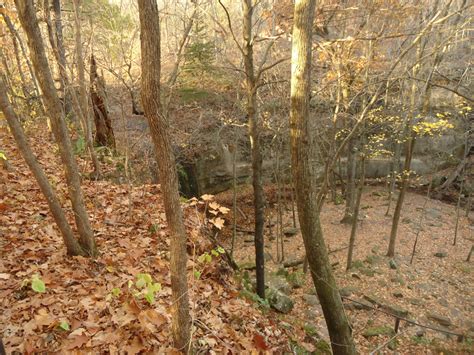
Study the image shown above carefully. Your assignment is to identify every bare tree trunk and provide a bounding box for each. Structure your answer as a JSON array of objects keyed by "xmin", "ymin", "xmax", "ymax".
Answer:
[
  {"xmin": 387, "ymin": 131, "xmax": 415, "ymax": 257},
  {"xmin": 290, "ymin": 1, "xmax": 356, "ymax": 353},
  {"xmin": 387, "ymin": 34, "xmax": 424, "ymax": 257},
  {"xmin": 230, "ymin": 142, "xmax": 237, "ymax": 258},
  {"xmin": 137, "ymin": 0, "xmax": 191, "ymax": 351},
  {"xmin": 243, "ymin": 0, "xmax": 265, "ymax": 299},
  {"xmin": 51, "ymin": 0, "xmax": 74, "ymax": 119},
  {"xmin": 0, "ymin": 75, "xmax": 86, "ymax": 256},
  {"xmin": 346, "ymin": 155, "xmax": 366, "ymax": 271},
  {"xmin": 1, "ymin": 11, "xmax": 40, "ymax": 101},
  {"xmin": 72, "ymin": 0, "xmax": 100, "ymax": 176},
  {"xmin": 341, "ymin": 138, "xmax": 356, "ymax": 223},
  {"xmin": 411, "ymin": 179, "xmax": 433, "ymax": 264},
  {"xmin": 385, "ymin": 141, "xmax": 402, "ymax": 216},
  {"xmin": 14, "ymin": 0, "xmax": 97, "ymax": 257},
  {"xmin": 467, "ymin": 245, "xmax": 473, "ymax": 262},
  {"xmin": 274, "ymin": 142, "xmax": 284, "ymax": 262},
  {"xmin": 8, "ymin": 26, "xmax": 30, "ymax": 102},
  {"xmin": 453, "ymin": 177, "xmax": 464, "ymax": 246}
]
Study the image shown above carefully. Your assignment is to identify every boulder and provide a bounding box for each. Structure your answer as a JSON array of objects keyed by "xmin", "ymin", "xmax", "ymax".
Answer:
[
  {"xmin": 393, "ymin": 291, "xmax": 403, "ymax": 298},
  {"xmin": 238, "ymin": 261, "xmax": 256, "ymax": 270},
  {"xmin": 389, "ymin": 259, "xmax": 398, "ymax": 270},
  {"xmin": 346, "ymin": 298, "xmax": 372, "ymax": 310},
  {"xmin": 340, "ymin": 286, "xmax": 358, "ymax": 297},
  {"xmin": 286, "ymin": 271, "xmax": 305, "ymax": 289},
  {"xmin": 425, "ymin": 208, "xmax": 442, "ymax": 219},
  {"xmin": 267, "ymin": 288, "xmax": 294, "ymax": 313},
  {"xmin": 303, "ymin": 294, "xmax": 320, "ymax": 306},
  {"xmin": 363, "ymin": 294, "xmax": 408, "ymax": 317},
  {"xmin": 363, "ymin": 326, "xmax": 394, "ymax": 338},
  {"xmin": 266, "ymin": 274, "xmax": 291, "ymax": 295},
  {"xmin": 283, "ymin": 227, "xmax": 299, "ymax": 237}
]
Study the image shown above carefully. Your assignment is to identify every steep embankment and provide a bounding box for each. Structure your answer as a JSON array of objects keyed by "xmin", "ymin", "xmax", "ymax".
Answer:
[{"xmin": 0, "ymin": 120, "xmax": 290, "ymax": 353}]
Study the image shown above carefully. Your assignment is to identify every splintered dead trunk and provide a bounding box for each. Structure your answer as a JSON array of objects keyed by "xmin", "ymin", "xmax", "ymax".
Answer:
[
  {"xmin": 0, "ymin": 77, "xmax": 86, "ymax": 256},
  {"xmin": 14, "ymin": 0, "xmax": 97, "ymax": 257},
  {"xmin": 90, "ymin": 55, "xmax": 115, "ymax": 148},
  {"xmin": 290, "ymin": 1, "xmax": 356, "ymax": 354},
  {"xmin": 243, "ymin": 0, "xmax": 266, "ymax": 300},
  {"xmin": 137, "ymin": 0, "xmax": 192, "ymax": 351}
]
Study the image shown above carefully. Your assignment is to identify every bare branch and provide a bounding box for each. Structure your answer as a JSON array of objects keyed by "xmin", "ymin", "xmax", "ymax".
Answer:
[{"xmin": 217, "ymin": 0, "xmax": 244, "ymax": 56}]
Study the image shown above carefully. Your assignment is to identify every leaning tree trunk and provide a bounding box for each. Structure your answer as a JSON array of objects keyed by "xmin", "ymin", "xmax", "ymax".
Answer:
[
  {"xmin": 290, "ymin": 1, "xmax": 356, "ymax": 354},
  {"xmin": 137, "ymin": 0, "xmax": 191, "ymax": 352},
  {"xmin": 0, "ymin": 75, "xmax": 86, "ymax": 256},
  {"xmin": 90, "ymin": 55, "xmax": 115, "ymax": 148},
  {"xmin": 14, "ymin": 0, "xmax": 97, "ymax": 256},
  {"xmin": 387, "ymin": 130, "xmax": 415, "ymax": 257},
  {"xmin": 346, "ymin": 154, "xmax": 366, "ymax": 270},
  {"xmin": 243, "ymin": 0, "xmax": 266, "ymax": 299},
  {"xmin": 1, "ymin": 11, "xmax": 40, "ymax": 102}
]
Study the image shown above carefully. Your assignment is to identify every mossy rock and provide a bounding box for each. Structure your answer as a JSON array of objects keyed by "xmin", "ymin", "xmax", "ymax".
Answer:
[
  {"xmin": 239, "ymin": 289, "xmax": 260, "ymax": 303},
  {"xmin": 351, "ymin": 260, "xmax": 365, "ymax": 269},
  {"xmin": 314, "ymin": 339, "xmax": 331, "ymax": 354},
  {"xmin": 303, "ymin": 323, "xmax": 318, "ymax": 337},
  {"xmin": 363, "ymin": 326, "xmax": 395, "ymax": 338},
  {"xmin": 390, "ymin": 275, "xmax": 405, "ymax": 286},
  {"xmin": 339, "ymin": 286, "xmax": 358, "ymax": 297},
  {"xmin": 365, "ymin": 254, "xmax": 382, "ymax": 265},
  {"xmin": 267, "ymin": 287, "xmax": 294, "ymax": 313},
  {"xmin": 238, "ymin": 261, "xmax": 256, "ymax": 270},
  {"xmin": 287, "ymin": 271, "xmax": 305, "ymax": 289},
  {"xmin": 360, "ymin": 267, "xmax": 376, "ymax": 277}
]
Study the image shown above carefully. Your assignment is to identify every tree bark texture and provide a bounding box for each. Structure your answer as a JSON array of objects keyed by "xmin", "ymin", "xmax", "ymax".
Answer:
[
  {"xmin": 14, "ymin": 0, "xmax": 97, "ymax": 256},
  {"xmin": 290, "ymin": 1, "xmax": 357, "ymax": 353},
  {"xmin": 137, "ymin": 0, "xmax": 192, "ymax": 351},
  {"xmin": 0, "ymin": 75, "xmax": 86, "ymax": 256},
  {"xmin": 341, "ymin": 137, "xmax": 356, "ymax": 224},
  {"xmin": 243, "ymin": 0, "xmax": 266, "ymax": 299},
  {"xmin": 72, "ymin": 0, "xmax": 101, "ymax": 176},
  {"xmin": 387, "ymin": 132, "xmax": 415, "ymax": 257},
  {"xmin": 51, "ymin": 0, "xmax": 74, "ymax": 118}
]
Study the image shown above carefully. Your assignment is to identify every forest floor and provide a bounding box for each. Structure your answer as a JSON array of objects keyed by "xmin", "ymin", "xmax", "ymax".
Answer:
[
  {"xmin": 0, "ymin": 119, "xmax": 473, "ymax": 354},
  {"xmin": 216, "ymin": 183, "xmax": 474, "ymax": 354}
]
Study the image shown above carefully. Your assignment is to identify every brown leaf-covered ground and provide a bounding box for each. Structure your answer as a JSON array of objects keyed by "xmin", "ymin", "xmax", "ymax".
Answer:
[
  {"xmin": 217, "ymin": 181, "xmax": 474, "ymax": 353},
  {"xmin": 1, "ymin": 120, "xmax": 473, "ymax": 354},
  {"xmin": 0, "ymin": 122, "xmax": 291, "ymax": 353}
]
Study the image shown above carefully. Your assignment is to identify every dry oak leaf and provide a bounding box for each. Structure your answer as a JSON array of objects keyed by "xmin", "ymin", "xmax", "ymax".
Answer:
[
  {"xmin": 138, "ymin": 309, "xmax": 168, "ymax": 333},
  {"xmin": 210, "ymin": 217, "xmax": 225, "ymax": 230},
  {"xmin": 253, "ymin": 332, "xmax": 270, "ymax": 351},
  {"xmin": 65, "ymin": 334, "xmax": 90, "ymax": 350},
  {"xmin": 124, "ymin": 336, "xmax": 147, "ymax": 355},
  {"xmin": 209, "ymin": 201, "xmax": 220, "ymax": 210},
  {"xmin": 201, "ymin": 194, "xmax": 214, "ymax": 201}
]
